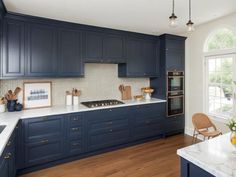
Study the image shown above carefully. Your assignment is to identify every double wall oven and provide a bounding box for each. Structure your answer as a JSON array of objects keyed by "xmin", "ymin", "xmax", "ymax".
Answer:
[{"xmin": 167, "ymin": 71, "xmax": 184, "ymax": 117}]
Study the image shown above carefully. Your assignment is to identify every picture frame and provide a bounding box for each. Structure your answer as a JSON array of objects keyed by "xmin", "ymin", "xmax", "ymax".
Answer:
[{"xmin": 23, "ymin": 81, "xmax": 52, "ymax": 109}]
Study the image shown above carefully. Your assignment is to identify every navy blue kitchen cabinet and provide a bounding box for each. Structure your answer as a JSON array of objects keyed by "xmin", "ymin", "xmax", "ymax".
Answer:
[
  {"xmin": 165, "ymin": 115, "xmax": 185, "ymax": 135},
  {"xmin": 26, "ymin": 22, "xmax": 58, "ymax": 77},
  {"xmin": 22, "ymin": 116, "xmax": 65, "ymax": 167},
  {"xmin": 2, "ymin": 18, "xmax": 25, "ymax": 77},
  {"xmin": 86, "ymin": 108, "xmax": 130, "ymax": 152},
  {"xmin": 0, "ymin": 131, "xmax": 16, "ymax": 177},
  {"xmin": 65, "ymin": 113, "xmax": 85, "ymax": 156},
  {"xmin": 118, "ymin": 37, "xmax": 159, "ymax": 77},
  {"xmin": 180, "ymin": 158, "xmax": 214, "ymax": 177},
  {"xmin": 58, "ymin": 28, "xmax": 84, "ymax": 77},
  {"xmin": 132, "ymin": 104, "xmax": 165, "ymax": 140},
  {"xmin": 161, "ymin": 34, "xmax": 186, "ymax": 71},
  {"xmin": 83, "ymin": 31, "xmax": 125, "ymax": 63}
]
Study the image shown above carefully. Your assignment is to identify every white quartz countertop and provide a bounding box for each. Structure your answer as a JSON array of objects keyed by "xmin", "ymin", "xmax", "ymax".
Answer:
[
  {"xmin": 0, "ymin": 98, "xmax": 166, "ymax": 157},
  {"xmin": 177, "ymin": 133, "xmax": 236, "ymax": 177}
]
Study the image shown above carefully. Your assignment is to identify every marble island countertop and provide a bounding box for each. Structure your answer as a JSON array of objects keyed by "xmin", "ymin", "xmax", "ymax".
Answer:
[
  {"xmin": 177, "ymin": 133, "xmax": 236, "ymax": 177},
  {"xmin": 0, "ymin": 98, "xmax": 166, "ymax": 156}
]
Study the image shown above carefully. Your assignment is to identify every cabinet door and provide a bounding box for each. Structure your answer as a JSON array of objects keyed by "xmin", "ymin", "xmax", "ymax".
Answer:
[
  {"xmin": 27, "ymin": 23, "xmax": 57, "ymax": 76},
  {"xmin": 83, "ymin": 31, "xmax": 103, "ymax": 62},
  {"xmin": 0, "ymin": 157, "xmax": 8, "ymax": 177},
  {"xmin": 103, "ymin": 35, "xmax": 125, "ymax": 63},
  {"xmin": 24, "ymin": 139, "xmax": 64, "ymax": 166},
  {"xmin": 2, "ymin": 18, "xmax": 25, "ymax": 77},
  {"xmin": 125, "ymin": 38, "xmax": 144, "ymax": 76},
  {"xmin": 58, "ymin": 29, "xmax": 84, "ymax": 76},
  {"xmin": 166, "ymin": 49, "xmax": 184, "ymax": 71},
  {"xmin": 142, "ymin": 40, "xmax": 158, "ymax": 76}
]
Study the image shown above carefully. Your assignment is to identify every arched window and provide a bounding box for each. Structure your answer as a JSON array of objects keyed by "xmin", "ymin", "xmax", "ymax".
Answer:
[
  {"xmin": 204, "ymin": 29, "xmax": 236, "ymax": 119},
  {"xmin": 204, "ymin": 28, "xmax": 236, "ymax": 52}
]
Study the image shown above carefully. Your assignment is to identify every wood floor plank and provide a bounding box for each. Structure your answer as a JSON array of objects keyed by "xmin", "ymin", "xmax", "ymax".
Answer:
[{"xmin": 20, "ymin": 134, "xmax": 195, "ymax": 177}]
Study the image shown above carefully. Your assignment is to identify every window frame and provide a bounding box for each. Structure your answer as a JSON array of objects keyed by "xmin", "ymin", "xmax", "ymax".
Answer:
[{"xmin": 204, "ymin": 50, "xmax": 236, "ymax": 120}]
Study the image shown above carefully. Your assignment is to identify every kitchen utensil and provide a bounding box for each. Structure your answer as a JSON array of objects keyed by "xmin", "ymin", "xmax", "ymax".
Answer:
[
  {"xmin": 119, "ymin": 85, "xmax": 132, "ymax": 100},
  {"xmin": 134, "ymin": 95, "xmax": 144, "ymax": 101}
]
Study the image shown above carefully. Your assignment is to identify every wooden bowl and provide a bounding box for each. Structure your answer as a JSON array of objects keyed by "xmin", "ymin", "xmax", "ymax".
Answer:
[{"xmin": 134, "ymin": 95, "xmax": 144, "ymax": 101}]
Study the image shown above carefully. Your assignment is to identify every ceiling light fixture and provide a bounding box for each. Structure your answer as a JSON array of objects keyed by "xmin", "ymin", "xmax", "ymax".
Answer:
[
  {"xmin": 169, "ymin": 0, "xmax": 178, "ymax": 27},
  {"xmin": 186, "ymin": 0, "xmax": 195, "ymax": 32}
]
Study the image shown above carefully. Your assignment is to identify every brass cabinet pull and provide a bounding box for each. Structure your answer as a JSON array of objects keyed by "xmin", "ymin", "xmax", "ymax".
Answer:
[
  {"xmin": 73, "ymin": 118, "xmax": 79, "ymax": 121},
  {"xmin": 109, "ymin": 129, "xmax": 113, "ymax": 132},
  {"xmin": 4, "ymin": 155, "xmax": 10, "ymax": 159},
  {"xmin": 107, "ymin": 121, "xmax": 113, "ymax": 125},
  {"xmin": 72, "ymin": 127, "xmax": 79, "ymax": 131},
  {"xmin": 109, "ymin": 109, "xmax": 112, "ymax": 112},
  {"xmin": 72, "ymin": 143, "xmax": 80, "ymax": 146},
  {"xmin": 145, "ymin": 121, "xmax": 151, "ymax": 124},
  {"xmin": 7, "ymin": 141, "xmax": 11, "ymax": 146},
  {"xmin": 40, "ymin": 140, "xmax": 49, "ymax": 144}
]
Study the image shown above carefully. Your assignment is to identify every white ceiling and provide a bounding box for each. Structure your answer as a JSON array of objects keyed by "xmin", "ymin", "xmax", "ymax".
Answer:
[{"xmin": 3, "ymin": 0, "xmax": 236, "ymax": 35}]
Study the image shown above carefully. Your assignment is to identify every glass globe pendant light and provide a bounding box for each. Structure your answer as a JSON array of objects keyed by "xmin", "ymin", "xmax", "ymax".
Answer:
[
  {"xmin": 186, "ymin": 0, "xmax": 195, "ymax": 32},
  {"xmin": 169, "ymin": 0, "xmax": 178, "ymax": 27}
]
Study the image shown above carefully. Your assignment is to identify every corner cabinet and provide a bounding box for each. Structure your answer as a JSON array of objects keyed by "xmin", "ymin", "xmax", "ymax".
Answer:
[
  {"xmin": 2, "ymin": 18, "xmax": 25, "ymax": 77},
  {"xmin": 118, "ymin": 37, "xmax": 159, "ymax": 77},
  {"xmin": 26, "ymin": 23, "xmax": 58, "ymax": 77}
]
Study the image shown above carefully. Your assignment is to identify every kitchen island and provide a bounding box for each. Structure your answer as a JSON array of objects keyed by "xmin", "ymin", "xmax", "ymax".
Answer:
[{"xmin": 177, "ymin": 133, "xmax": 236, "ymax": 177}]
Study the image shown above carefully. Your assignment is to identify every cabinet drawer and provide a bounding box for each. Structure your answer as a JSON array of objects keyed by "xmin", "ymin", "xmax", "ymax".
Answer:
[
  {"xmin": 135, "ymin": 116, "xmax": 163, "ymax": 126},
  {"xmin": 87, "ymin": 107, "xmax": 127, "ymax": 118},
  {"xmin": 23, "ymin": 116, "xmax": 64, "ymax": 142},
  {"xmin": 24, "ymin": 139, "xmax": 64, "ymax": 166},
  {"xmin": 134, "ymin": 122, "xmax": 164, "ymax": 140},
  {"xmin": 67, "ymin": 139, "xmax": 83, "ymax": 156},
  {"xmin": 165, "ymin": 116, "xmax": 185, "ymax": 134},
  {"xmin": 68, "ymin": 126, "xmax": 83, "ymax": 139},
  {"xmin": 87, "ymin": 129, "xmax": 130, "ymax": 151},
  {"xmin": 133, "ymin": 103, "xmax": 165, "ymax": 117},
  {"xmin": 89, "ymin": 118, "xmax": 129, "ymax": 135},
  {"xmin": 68, "ymin": 114, "xmax": 83, "ymax": 127}
]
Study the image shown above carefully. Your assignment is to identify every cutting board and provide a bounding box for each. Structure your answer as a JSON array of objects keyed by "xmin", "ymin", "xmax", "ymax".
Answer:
[{"xmin": 119, "ymin": 85, "xmax": 132, "ymax": 100}]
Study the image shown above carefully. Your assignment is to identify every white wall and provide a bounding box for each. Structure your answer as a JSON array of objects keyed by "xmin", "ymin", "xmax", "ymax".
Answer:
[
  {"xmin": 0, "ymin": 64, "xmax": 149, "ymax": 106},
  {"xmin": 184, "ymin": 12, "xmax": 236, "ymax": 135}
]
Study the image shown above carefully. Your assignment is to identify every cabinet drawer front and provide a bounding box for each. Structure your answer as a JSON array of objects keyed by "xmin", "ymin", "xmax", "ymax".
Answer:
[
  {"xmin": 134, "ymin": 123, "xmax": 164, "ymax": 140},
  {"xmin": 87, "ymin": 107, "xmax": 127, "ymax": 119},
  {"xmin": 68, "ymin": 139, "xmax": 83, "ymax": 156},
  {"xmin": 135, "ymin": 116, "xmax": 163, "ymax": 126},
  {"xmin": 89, "ymin": 118, "xmax": 129, "ymax": 134},
  {"xmin": 24, "ymin": 116, "xmax": 64, "ymax": 142},
  {"xmin": 68, "ymin": 126, "xmax": 83, "ymax": 139},
  {"xmin": 88, "ymin": 129, "xmax": 130, "ymax": 151},
  {"xmin": 134, "ymin": 104, "xmax": 165, "ymax": 117},
  {"xmin": 68, "ymin": 114, "xmax": 83, "ymax": 127},
  {"xmin": 24, "ymin": 139, "xmax": 63, "ymax": 166}
]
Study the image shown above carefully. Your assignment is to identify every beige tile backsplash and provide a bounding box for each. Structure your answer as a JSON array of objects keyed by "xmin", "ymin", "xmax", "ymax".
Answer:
[{"xmin": 0, "ymin": 64, "xmax": 149, "ymax": 105}]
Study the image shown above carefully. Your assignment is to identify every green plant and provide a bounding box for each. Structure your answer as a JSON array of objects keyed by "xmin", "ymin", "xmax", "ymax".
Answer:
[{"xmin": 226, "ymin": 119, "xmax": 236, "ymax": 132}]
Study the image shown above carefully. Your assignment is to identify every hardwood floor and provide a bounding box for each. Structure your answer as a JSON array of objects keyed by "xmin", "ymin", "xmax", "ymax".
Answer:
[{"xmin": 20, "ymin": 134, "xmax": 195, "ymax": 177}]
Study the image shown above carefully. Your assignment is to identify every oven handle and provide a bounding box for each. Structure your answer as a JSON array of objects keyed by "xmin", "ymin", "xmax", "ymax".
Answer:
[
  {"xmin": 168, "ymin": 95, "xmax": 184, "ymax": 98},
  {"xmin": 168, "ymin": 76, "xmax": 184, "ymax": 78}
]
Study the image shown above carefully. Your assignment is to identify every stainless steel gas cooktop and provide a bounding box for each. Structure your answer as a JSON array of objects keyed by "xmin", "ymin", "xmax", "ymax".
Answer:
[{"xmin": 81, "ymin": 99, "xmax": 124, "ymax": 108}]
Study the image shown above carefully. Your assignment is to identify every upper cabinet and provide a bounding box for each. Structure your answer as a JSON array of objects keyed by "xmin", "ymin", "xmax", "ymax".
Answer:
[
  {"xmin": 2, "ymin": 18, "xmax": 25, "ymax": 77},
  {"xmin": 58, "ymin": 28, "xmax": 84, "ymax": 77},
  {"xmin": 83, "ymin": 31, "xmax": 125, "ymax": 63},
  {"xmin": 26, "ymin": 23, "xmax": 58, "ymax": 77},
  {"xmin": 118, "ymin": 37, "xmax": 159, "ymax": 77},
  {"xmin": 160, "ymin": 34, "xmax": 186, "ymax": 71}
]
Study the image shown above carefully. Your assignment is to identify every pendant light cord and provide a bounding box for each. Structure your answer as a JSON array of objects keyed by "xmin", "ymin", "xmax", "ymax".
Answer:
[
  {"xmin": 189, "ymin": 0, "xmax": 192, "ymax": 20},
  {"xmin": 172, "ymin": 0, "xmax": 175, "ymax": 14}
]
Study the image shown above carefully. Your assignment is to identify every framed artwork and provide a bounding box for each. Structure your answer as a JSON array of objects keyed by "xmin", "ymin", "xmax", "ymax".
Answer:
[{"xmin": 23, "ymin": 81, "xmax": 52, "ymax": 109}]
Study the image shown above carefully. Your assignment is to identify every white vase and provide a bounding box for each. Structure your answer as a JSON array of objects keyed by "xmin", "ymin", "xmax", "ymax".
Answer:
[{"xmin": 0, "ymin": 104, "xmax": 6, "ymax": 113}]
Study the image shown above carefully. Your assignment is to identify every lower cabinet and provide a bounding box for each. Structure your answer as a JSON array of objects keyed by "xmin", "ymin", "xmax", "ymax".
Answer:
[
  {"xmin": 165, "ymin": 115, "xmax": 185, "ymax": 135},
  {"xmin": 24, "ymin": 139, "xmax": 64, "ymax": 167},
  {"xmin": 181, "ymin": 158, "xmax": 214, "ymax": 177},
  {"xmin": 16, "ymin": 102, "xmax": 179, "ymax": 174},
  {"xmin": 0, "ymin": 130, "xmax": 16, "ymax": 177},
  {"xmin": 86, "ymin": 108, "xmax": 130, "ymax": 151}
]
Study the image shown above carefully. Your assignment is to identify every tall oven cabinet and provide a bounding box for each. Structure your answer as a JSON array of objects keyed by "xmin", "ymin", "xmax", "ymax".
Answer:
[{"xmin": 150, "ymin": 34, "xmax": 186, "ymax": 136}]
